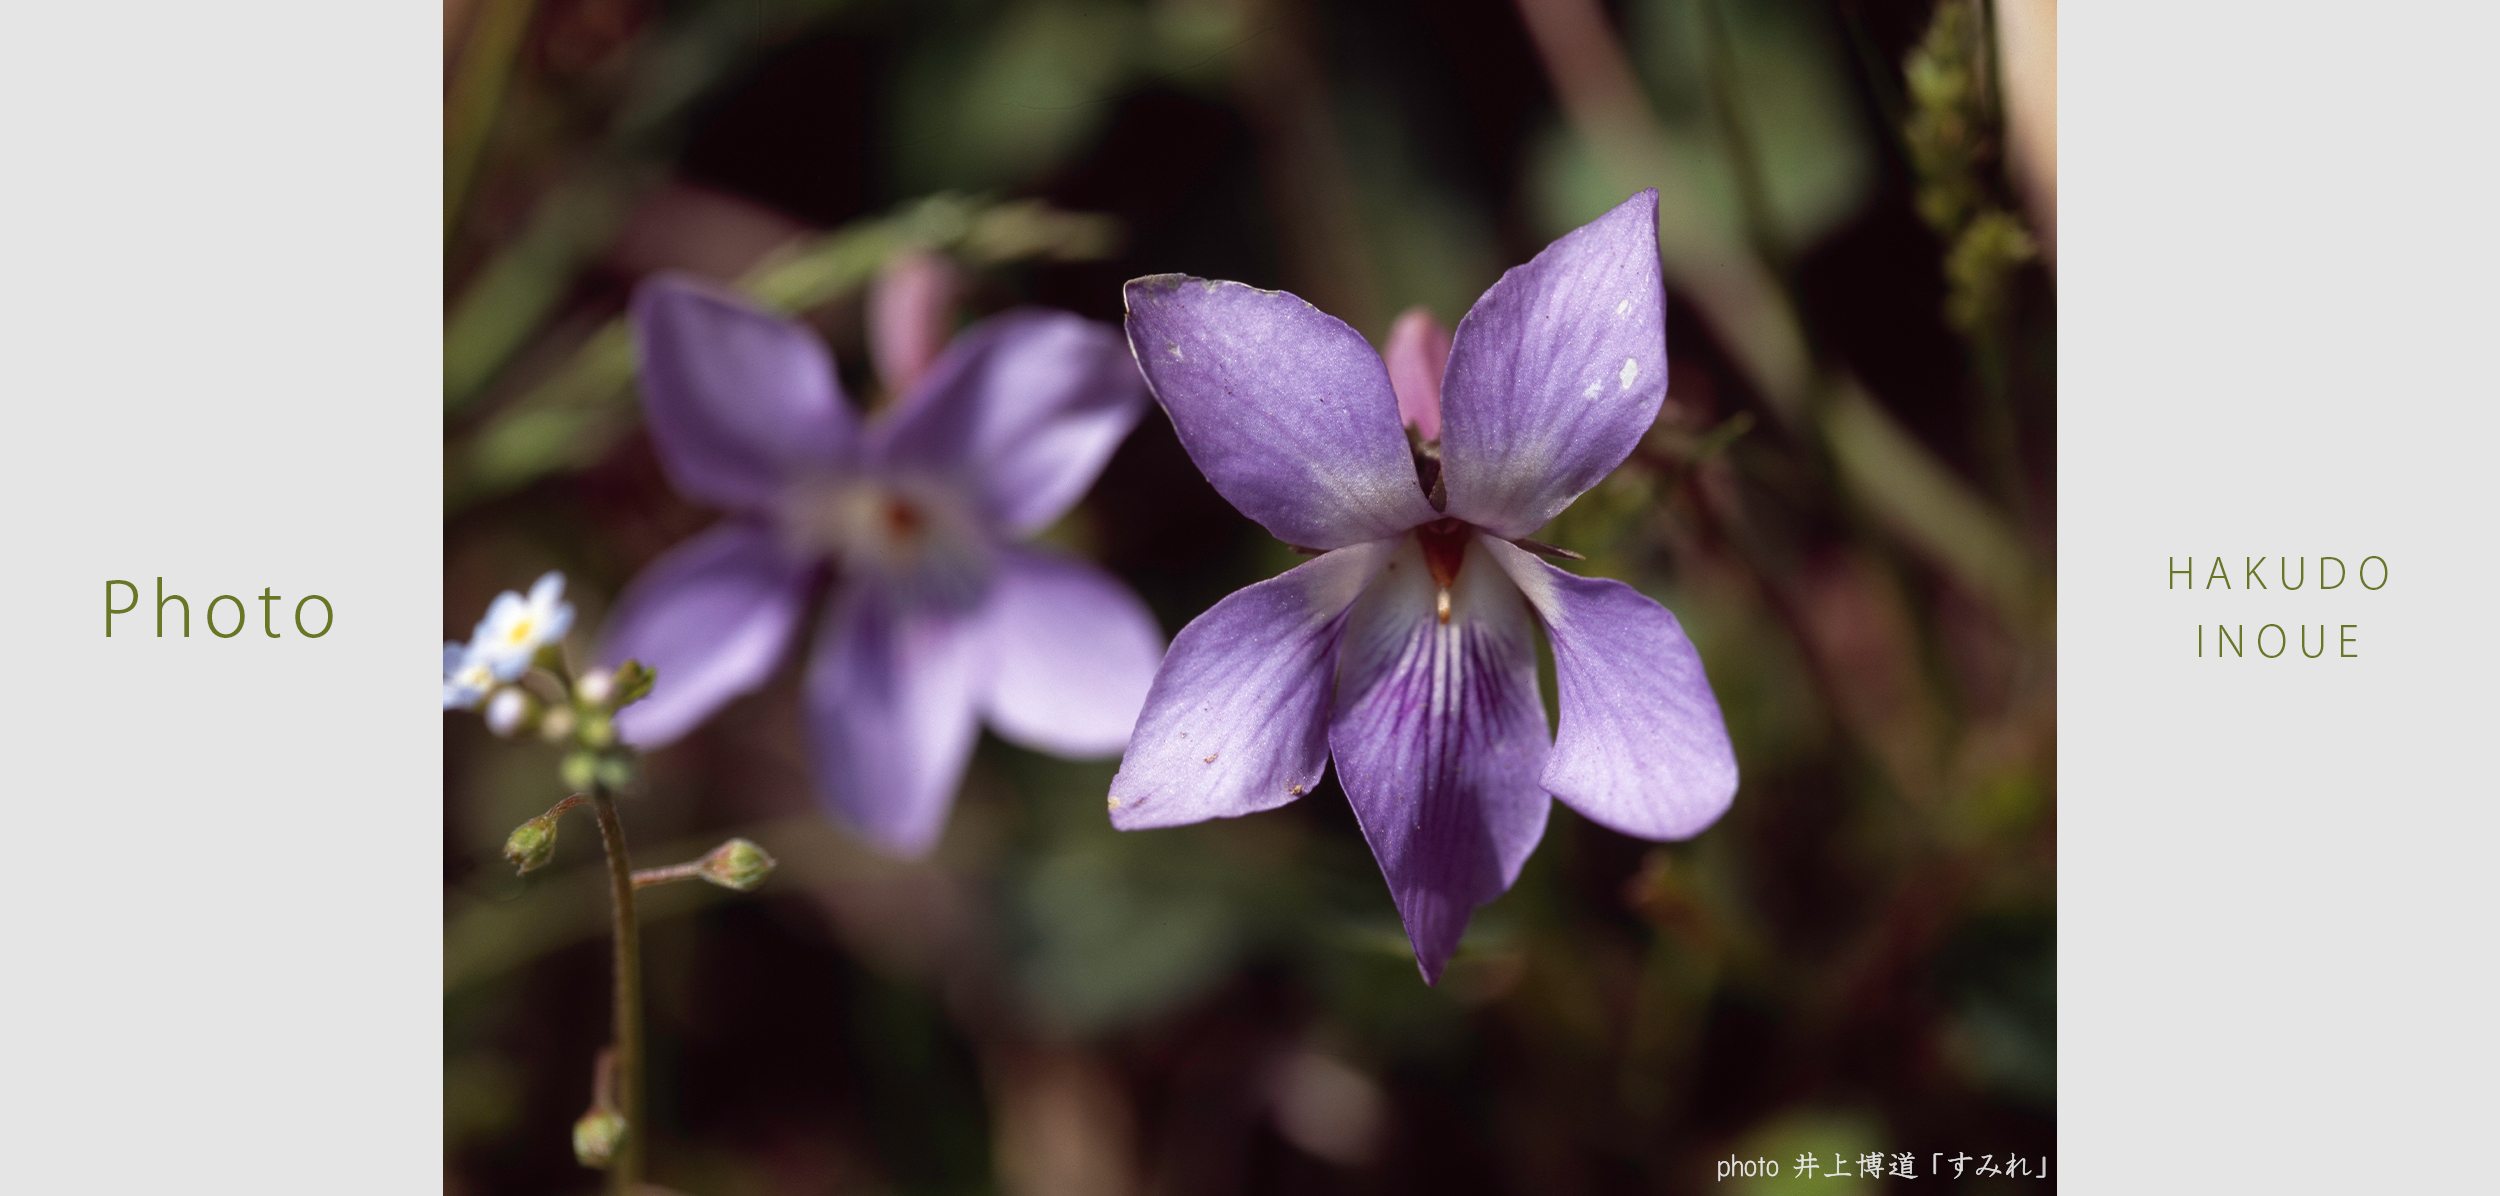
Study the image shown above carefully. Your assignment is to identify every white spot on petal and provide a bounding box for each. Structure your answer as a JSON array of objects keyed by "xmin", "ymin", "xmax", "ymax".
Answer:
[
  {"xmin": 1615, "ymin": 298, "xmax": 1631, "ymax": 315},
  {"xmin": 1583, "ymin": 381, "xmax": 1602, "ymax": 398},
  {"xmin": 1166, "ymin": 342, "xmax": 1184, "ymax": 362},
  {"xmin": 1619, "ymin": 357, "xmax": 1640, "ymax": 390}
]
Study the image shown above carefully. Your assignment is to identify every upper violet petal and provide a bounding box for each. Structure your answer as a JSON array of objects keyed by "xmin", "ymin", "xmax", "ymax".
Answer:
[
  {"xmin": 978, "ymin": 547, "xmax": 1165, "ymax": 757},
  {"xmin": 1382, "ymin": 306, "xmax": 1451, "ymax": 441},
  {"xmin": 1330, "ymin": 536, "xmax": 1552, "ymax": 983},
  {"xmin": 602, "ymin": 520, "xmax": 814, "ymax": 748},
  {"xmin": 1482, "ymin": 539, "xmax": 1736, "ymax": 839},
  {"xmin": 1437, "ymin": 191, "xmax": 1667, "ymax": 538},
  {"xmin": 874, "ymin": 309, "xmax": 1147, "ymax": 538},
  {"xmin": 1124, "ymin": 276, "xmax": 1439, "ymax": 549},
  {"xmin": 632, "ymin": 273, "xmax": 859, "ymax": 511},
  {"xmin": 803, "ymin": 581, "xmax": 988, "ymax": 858},
  {"xmin": 1108, "ymin": 540, "xmax": 1397, "ymax": 829}
]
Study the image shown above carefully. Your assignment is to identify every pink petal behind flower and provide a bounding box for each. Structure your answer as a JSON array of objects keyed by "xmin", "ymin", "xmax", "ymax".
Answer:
[
  {"xmin": 1329, "ymin": 535, "xmax": 1551, "ymax": 984},
  {"xmin": 1383, "ymin": 306, "xmax": 1451, "ymax": 441},
  {"xmin": 869, "ymin": 249, "xmax": 957, "ymax": 400}
]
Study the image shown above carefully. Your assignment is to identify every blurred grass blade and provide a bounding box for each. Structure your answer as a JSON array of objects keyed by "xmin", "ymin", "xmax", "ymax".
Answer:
[
  {"xmin": 444, "ymin": 0, "xmax": 538, "ymax": 238},
  {"xmin": 1823, "ymin": 379, "xmax": 2037, "ymax": 621},
  {"xmin": 444, "ymin": 176, "xmax": 636, "ymax": 415}
]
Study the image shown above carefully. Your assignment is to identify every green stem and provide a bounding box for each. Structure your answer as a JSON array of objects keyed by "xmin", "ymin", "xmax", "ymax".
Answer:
[
  {"xmin": 588, "ymin": 784, "xmax": 644, "ymax": 1192},
  {"xmin": 631, "ymin": 859, "xmax": 709, "ymax": 888}
]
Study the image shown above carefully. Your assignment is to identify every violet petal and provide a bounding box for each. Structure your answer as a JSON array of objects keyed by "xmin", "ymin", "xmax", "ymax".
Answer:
[
  {"xmin": 1437, "ymin": 190, "xmax": 1667, "ymax": 538},
  {"xmin": 632, "ymin": 273, "xmax": 859, "ymax": 511},
  {"xmin": 1383, "ymin": 306, "xmax": 1451, "ymax": 441},
  {"xmin": 1482, "ymin": 539, "xmax": 1736, "ymax": 839},
  {"xmin": 978, "ymin": 547, "xmax": 1165, "ymax": 757},
  {"xmin": 1108, "ymin": 540, "xmax": 1398, "ymax": 829},
  {"xmin": 1124, "ymin": 276, "xmax": 1439, "ymax": 549},
  {"xmin": 1330, "ymin": 535, "xmax": 1552, "ymax": 983},
  {"xmin": 603, "ymin": 520, "xmax": 814, "ymax": 748},
  {"xmin": 874, "ymin": 309, "xmax": 1147, "ymax": 538},
  {"xmin": 803, "ymin": 582, "xmax": 988, "ymax": 857}
]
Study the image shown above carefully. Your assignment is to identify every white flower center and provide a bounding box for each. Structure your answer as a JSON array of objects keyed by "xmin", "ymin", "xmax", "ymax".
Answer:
[{"xmin": 781, "ymin": 474, "xmax": 993, "ymax": 609}]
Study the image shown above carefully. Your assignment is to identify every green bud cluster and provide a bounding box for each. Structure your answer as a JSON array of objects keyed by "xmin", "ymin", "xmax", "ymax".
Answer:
[
  {"xmin": 560, "ymin": 751, "xmax": 635, "ymax": 793},
  {"xmin": 539, "ymin": 658, "xmax": 653, "ymax": 794}
]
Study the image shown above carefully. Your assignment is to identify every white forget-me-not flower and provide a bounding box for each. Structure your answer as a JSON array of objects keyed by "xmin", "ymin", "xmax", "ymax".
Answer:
[
  {"xmin": 469, "ymin": 572, "xmax": 575, "ymax": 681},
  {"xmin": 445, "ymin": 572, "xmax": 574, "ymax": 708}
]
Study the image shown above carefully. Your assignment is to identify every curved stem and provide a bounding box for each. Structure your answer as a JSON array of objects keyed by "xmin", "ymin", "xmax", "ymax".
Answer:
[
  {"xmin": 588, "ymin": 784, "xmax": 644, "ymax": 1192},
  {"xmin": 630, "ymin": 860, "xmax": 707, "ymax": 888}
]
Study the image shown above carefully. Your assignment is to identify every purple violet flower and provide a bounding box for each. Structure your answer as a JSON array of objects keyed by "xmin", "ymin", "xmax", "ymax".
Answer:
[
  {"xmin": 1109, "ymin": 191, "xmax": 1737, "ymax": 981},
  {"xmin": 601, "ymin": 271, "xmax": 1165, "ymax": 856}
]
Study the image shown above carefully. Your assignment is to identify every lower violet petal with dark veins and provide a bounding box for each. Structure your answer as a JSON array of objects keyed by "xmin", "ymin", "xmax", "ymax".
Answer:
[{"xmin": 1330, "ymin": 535, "xmax": 1552, "ymax": 983}]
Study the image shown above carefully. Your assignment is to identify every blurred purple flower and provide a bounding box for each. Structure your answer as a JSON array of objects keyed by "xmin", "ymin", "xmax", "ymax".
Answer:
[
  {"xmin": 602, "ymin": 272, "xmax": 1164, "ymax": 856},
  {"xmin": 1109, "ymin": 191, "xmax": 1737, "ymax": 981}
]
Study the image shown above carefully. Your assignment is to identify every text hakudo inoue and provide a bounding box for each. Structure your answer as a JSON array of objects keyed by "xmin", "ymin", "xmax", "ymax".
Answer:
[{"xmin": 2168, "ymin": 555, "xmax": 2384, "ymax": 659}]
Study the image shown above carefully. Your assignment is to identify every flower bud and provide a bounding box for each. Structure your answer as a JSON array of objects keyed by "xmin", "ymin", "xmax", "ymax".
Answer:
[
  {"xmin": 572, "ymin": 1108, "xmax": 627, "ymax": 1169},
  {"xmin": 576, "ymin": 710, "xmax": 617, "ymax": 749},
  {"xmin": 574, "ymin": 666, "xmax": 614, "ymax": 707},
  {"xmin": 608, "ymin": 659, "xmax": 656, "ymax": 708},
  {"xmin": 698, "ymin": 838, "xmax": 777, "ymax": 892},
  {"xmin": 485, "ymin": 688, "xmax": 531, "ymax": 737},
  {"xmin": 537, "ymin": 705, "xmax": 578, "ymax": 743},
  {"xmin": 503, "ymin": 814, "xmax": 560, "ymax": 875}
]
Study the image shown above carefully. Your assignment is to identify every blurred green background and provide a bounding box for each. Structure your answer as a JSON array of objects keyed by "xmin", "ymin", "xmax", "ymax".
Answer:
[{"xmin": 443, "ymin": 0, "xmax": 2055, "ymax": 1191}]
